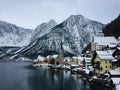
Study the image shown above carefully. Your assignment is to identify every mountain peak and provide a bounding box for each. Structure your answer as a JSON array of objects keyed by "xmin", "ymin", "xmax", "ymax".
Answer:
[
  {"xmin": 64, "ymin": 14, "xmax": 91, "ymax": 29},
  {"xmin": 67, "ymin": 14, "xmax": 87, "ymax": 20},
  {"xmin": 69, "ymin": 14, "xmax": 83, "ymax": 18},
  {"xmin": 48, "ymin": 19, "xmax": 57, "ymax": 28},
  {"xmin": 49, "ymin": 19, "xmax": 57, "ymax": 25},
  {"xmin": 31, "ymin": 19, "xmax": 57, "ymax": 42},
  {"xmin": 67, "ymin": 14, "xmax": 90, "ymax": 22}
]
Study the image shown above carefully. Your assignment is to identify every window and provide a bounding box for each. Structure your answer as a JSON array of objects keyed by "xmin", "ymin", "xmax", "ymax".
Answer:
[
  {"xmin": 109, "ymin": 61, "xmax": 111, "ymax": 64},
  {"xmin": 106, "ymin": 66, "xmax": 107, "ymax": 68},
  {"xmin": 110, "ymin": 66, "xmax": 111, "ymax": 69},
  {"xmin": 105, "ymin": 61, "xmax": 107, "ymax": 63}
]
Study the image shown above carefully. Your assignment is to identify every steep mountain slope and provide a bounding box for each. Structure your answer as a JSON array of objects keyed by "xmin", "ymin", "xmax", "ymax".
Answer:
[
  {"xmin": 103, "ymin": 15, "xmax": 120, "ymax": 38},
  {"xmin": 0, "ymin": 46, "xmax": 21, "ymax": 60},
  {"xmin": 17, "ymin": 15, "xmax": 104, "ymax": 59},
  {"xmin": 0, "ymin": 21, "xmax": 33, "ymax": 47},
  {"xmin": 31, "ymin": 20, "xmax": 57, "ymax": 42}
]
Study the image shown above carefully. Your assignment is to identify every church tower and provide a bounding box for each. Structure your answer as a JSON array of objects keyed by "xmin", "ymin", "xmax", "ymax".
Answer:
[
  {"xmin": 56, "ymin": 42, "xmax": 64, "ymax": 64},
  {"xmin": 60, "ymin": 42, "xmax": 64, "ymax": 57}
]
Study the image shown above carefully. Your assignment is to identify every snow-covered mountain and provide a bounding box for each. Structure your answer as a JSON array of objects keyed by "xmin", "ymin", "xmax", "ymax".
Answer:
[
  {"xmin": 0, "ymin": 21, "xmax": 33, "ymax": 47},
  {"xmin": 17, "ymin": 15, "xmax": 105, "ymax": 58},
  {"xmin": 31, "ymin": 19, "xmax": 57, "ymax": 42}
]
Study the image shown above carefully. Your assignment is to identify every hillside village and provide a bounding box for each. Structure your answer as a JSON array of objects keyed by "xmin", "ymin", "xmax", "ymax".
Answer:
[{"xmin": 33, "ymin": 32, "xmax": 120, "ymax": 89}]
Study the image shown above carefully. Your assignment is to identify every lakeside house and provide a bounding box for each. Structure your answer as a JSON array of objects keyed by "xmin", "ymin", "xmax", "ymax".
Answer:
[
  {"xmin": 93, "ymin": 51, "xmax": 114, "ymax": 74},
  {"xmin": 91, "ymin": 36, "xmax": 119, "ymax": 74},
  {"xmin": 32, "ymin": 34, "xmax": 120, "ymax": 90}
]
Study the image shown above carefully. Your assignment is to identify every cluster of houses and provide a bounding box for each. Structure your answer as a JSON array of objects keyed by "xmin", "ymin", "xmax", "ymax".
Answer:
[
  {"xmin": 34, "ymin": 33, "xmax": 120, "ymax": 74},
  {"xmin": 34, "ymin": 42, "xmax": 92, "ymax": 70},
  {"xmin": 33, "ymin": 32, "xmax": 120, "ymax": 89},
  {"xmin": 90, "ymin": 33, "xmax": 120, "ymax": 89},
  {"xmin": 91, "ymin": 35, "xmax": 120, "ymax": 74}
]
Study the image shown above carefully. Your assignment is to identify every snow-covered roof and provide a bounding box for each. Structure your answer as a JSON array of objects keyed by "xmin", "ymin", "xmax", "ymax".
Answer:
[
  {"xmin": 77, "ymin": 56, "xmax": 84, "ymax": 60},
  {"xmin": 72, "ymin": 56, "xmax": 77, "ymax": 59},
  {"xmin": 46, "ymin": 55, "xmax": 52, "ymax": 59},
  {"xmin": 107, "ymin": 43, "xmax": 117, "ymax": 48},
  {"xmin": 96, "ymin": 51, "xmax": 114, "ymax": 60},
  {"xmin": 71, "ymin": 64, "xmax": 79, "ymax": 67},
  {"xmin": 37, "ymin": 55, "xmax": 45, "ymax": 61},
  {"xmin": 97, "ymin": 42, "xmax": 107, "ymax": 46},
  {"xmin": 116, "ymin": 84, "xmax": 120, "ymax": 90},
  {"xmin": 72, "ymin": 56, "xmax": 84, "ymax": 61},
  {"xmin": 94, "ymin": 37, "xmax": 117, "ymax": 44},
  {"xmin": 109, "ymin": 70, "xmax": 120, "ymax": 75},
  {"xmin": 52, "ymin": 55, "xmax": 58, "ymax": 58},
  {"xmin": 92, "ymin": 76, "xmax": 97, "ymax": 79},
  {"xmin": 99, "ymin": 55, "xmax": 114, "ymax": 60},
  {"xmin": 83, "ymin": 69, "xmax": 90, "ymax": 74},
  {"xmin": 85, "ymin": 57, "xmax": 91, "ymax": 60},
  {"xmin": 111, "ymin": 78, "xmax": 120, "ymax": 90},
  {"xmin": 112, "ymin": 59, "xmax": 118, "ymax": 62},
  {"xmin": 94, "ymin": 37, "xmax": 118, "ymax": 47},
  {"xmin": 111, "ymin": 78, "xmax": 120, "ymax": 84}
]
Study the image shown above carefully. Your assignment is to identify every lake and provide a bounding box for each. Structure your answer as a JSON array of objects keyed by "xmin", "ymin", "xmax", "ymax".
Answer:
[{"xmin": 0, "ymin": 61, "xmax": 90, "ymax": 90}]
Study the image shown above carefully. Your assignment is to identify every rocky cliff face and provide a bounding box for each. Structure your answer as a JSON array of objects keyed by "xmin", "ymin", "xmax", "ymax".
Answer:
[
  {"xmin": 31, "ymin": 20, "xmax": 57, "ymax": 42},
  {"xmin": 0, "ymin": 21, "xmax": 33, "ymax": 47},
  {"xmin": 17, "ymin": 15, "xmax": 104, "ymax": 59}
]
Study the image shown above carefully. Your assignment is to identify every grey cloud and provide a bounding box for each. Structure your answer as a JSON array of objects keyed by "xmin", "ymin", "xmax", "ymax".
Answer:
[{"xmin": 0, "ymin": 0, "xmax": 120, "ymax": 28}]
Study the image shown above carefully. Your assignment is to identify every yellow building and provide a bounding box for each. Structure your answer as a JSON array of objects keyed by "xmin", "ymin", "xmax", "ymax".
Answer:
[{"xmin": 94, "ymin": 51, "xmax": 114, "ymax": 74}]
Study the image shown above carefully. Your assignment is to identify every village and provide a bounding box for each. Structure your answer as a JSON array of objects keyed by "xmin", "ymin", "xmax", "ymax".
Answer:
[{"xmin": 33, "ymin": 32, "xmax": 120, "ymax": 90}]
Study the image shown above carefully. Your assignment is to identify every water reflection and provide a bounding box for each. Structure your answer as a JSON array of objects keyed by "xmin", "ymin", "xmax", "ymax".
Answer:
[
  {"xmin": 27, "ymin": 68, "xmax": 90, "ymax": 90},
  {"xmin": 0, "ymin": 62, "xmax": 90, "ymax": 90}
]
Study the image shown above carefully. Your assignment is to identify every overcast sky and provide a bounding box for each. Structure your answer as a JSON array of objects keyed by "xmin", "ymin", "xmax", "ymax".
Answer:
[{"xmin": 0, "ymin": 0, "xmax": 120, "ymax": 29}]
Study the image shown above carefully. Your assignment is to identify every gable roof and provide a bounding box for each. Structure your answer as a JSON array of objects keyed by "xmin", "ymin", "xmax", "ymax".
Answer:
[
  {"xmin": 94, "ymin": 37, "xmax": 117, "ymax": 46},
  {"xmin": 109, "ymin": 70, "xmax": 120, "ymax": 75},
  {"xmin": 96, "ymin": 51, "xmax": 114, "ymax": 60}
]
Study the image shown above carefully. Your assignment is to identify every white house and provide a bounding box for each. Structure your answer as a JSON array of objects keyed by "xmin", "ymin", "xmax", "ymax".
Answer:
[
  {"xmin": 37, "ymin": 55, "xmax": 45, "ymax": 62},
  {"xmin": 92, "ymin": 36, "xmax": 117, "ymax": 51}
]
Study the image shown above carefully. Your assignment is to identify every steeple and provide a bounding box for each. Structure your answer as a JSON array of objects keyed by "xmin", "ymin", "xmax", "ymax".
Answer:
[
  {"xmin": 55, "ymin": 41, "xmax": 64, "ymax": 64},
  {"xmin": 60, "ymin": 42, "xmax": 64, "ymax": 57}
]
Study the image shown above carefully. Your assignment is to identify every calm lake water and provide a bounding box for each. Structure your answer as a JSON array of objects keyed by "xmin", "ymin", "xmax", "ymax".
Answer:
[{"xmin": 0, "ymin": 61, "xmax": 90, "ymax": 90}]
